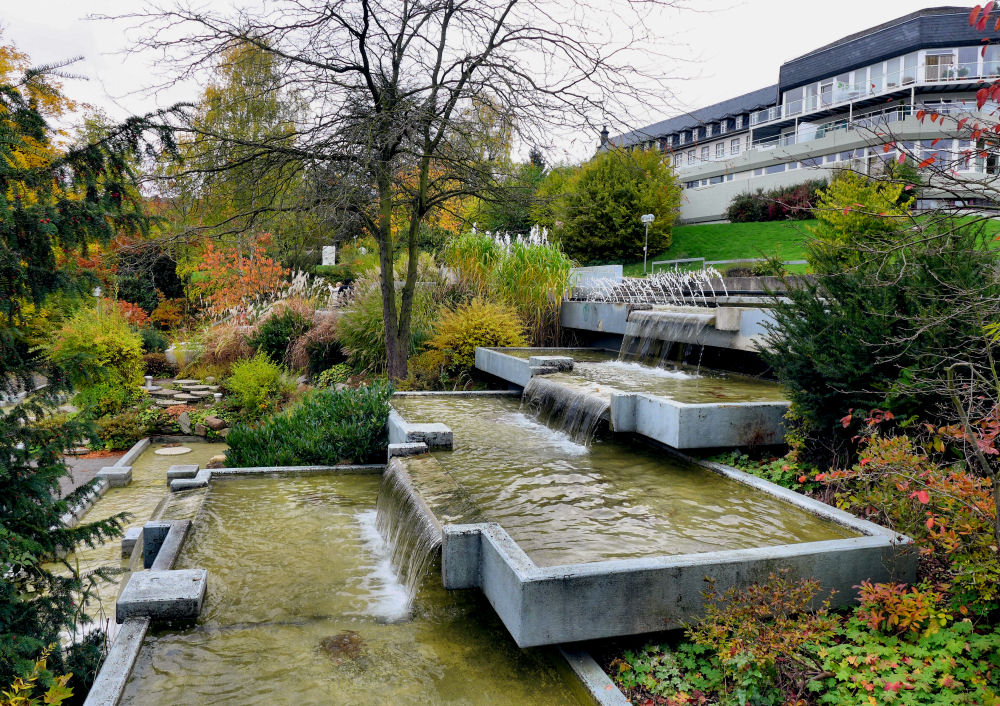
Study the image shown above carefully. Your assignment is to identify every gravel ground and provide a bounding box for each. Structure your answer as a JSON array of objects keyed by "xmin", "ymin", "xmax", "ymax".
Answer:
[{"xmin": 59, "ymin": 453, "xmax": 124, "ymax": 499}]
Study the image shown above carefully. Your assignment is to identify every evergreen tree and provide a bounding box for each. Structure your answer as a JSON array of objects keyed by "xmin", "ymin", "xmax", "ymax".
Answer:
[
  {"xmin": 555, "ymin": 149, "xmax": 682, "ymax": 265},
  {"xmin": 0, "ymin": 44, "xmax": 176, "ymax": 693}
]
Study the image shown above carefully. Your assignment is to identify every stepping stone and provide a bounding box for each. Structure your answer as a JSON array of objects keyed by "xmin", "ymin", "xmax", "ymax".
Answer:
[
  {"xmin": 182, "ymin": 384, "xmax": 210, "ymax": 391},
  {"xmin": 205, "ymin": 385, "xmax": 220, "ymax": 392},
  {"xmin": 149, "ymin": 389, "xmax": 177, "ymax": 397},
  {"xmin": 156, "ymin": 399, "xmax": 179, "ymax": 407},
  {"xmin": 174, "ymin": 379, "xmax": 199, "ymax": 385},
  {"xmin": 142, "ymin": 385, "xmax": 162, "ymax": 393},
  {"xmin": 154, "ymin": 446, "xmax": 192, "ymax": 456},
  {"xmin": 172, "ymin": 393, "xmax": 198, "ymax": 402}
]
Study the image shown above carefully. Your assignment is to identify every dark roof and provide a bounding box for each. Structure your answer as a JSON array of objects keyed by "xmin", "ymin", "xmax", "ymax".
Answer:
[
  {"xmin": 611, "ymin": 84, "xmax": 778, "ymax": 147},
  {"xmin": 779, "ymin": 7, "xmax": 979, "ymax": 91}
]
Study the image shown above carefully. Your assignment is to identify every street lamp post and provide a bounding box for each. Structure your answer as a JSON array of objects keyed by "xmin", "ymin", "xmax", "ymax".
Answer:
[{"xmin": 641, "ymin": 214, "xmax": 655, "ymax": 273}]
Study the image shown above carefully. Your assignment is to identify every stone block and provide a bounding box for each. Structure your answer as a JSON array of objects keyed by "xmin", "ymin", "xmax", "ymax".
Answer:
[
  {"xmin": 170, "ymin": 469, "xmax": 211, "ymax": 492},
  {"xmin": 121, "ymin": 527, "xmax": 142, "ymax": 557},
  {"xmin": 194, "ymin": 423, "xmax": 207, "ymax": 436},
  {"xmin": 388, "ymin": 442, "xmax": 429, "ymax": 459},
  {"xmin": 204, "ymin": 415, "xmax": 226, "ymax": 431},
  {"xmin": 166, "ymin": 464, "xmax": 200, "ymax": 481},
  {"xmin": 177, "ymin": 411, "xmax": 191, "ymax": 434},
  {"xmin": 96, "ymin": 466, "xmax": 132, "ymax": 488},
  {"xmin": 116, "ymin": 569, "xmax": 207, "ymax": 623}
]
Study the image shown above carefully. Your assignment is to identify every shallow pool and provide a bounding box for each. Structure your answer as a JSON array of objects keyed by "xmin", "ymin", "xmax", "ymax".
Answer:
[
  {"xmin": 120, "ymin": 474, "xmax": 583, "ymax": 705},
  {"xmin": 392, "ymin": 395, "xmax": 856, "ymax": 567}
]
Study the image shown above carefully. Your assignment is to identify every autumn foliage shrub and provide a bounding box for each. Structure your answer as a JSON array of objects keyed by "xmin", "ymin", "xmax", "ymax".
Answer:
[
  {"xmin": 425, "ymin": 299, "xmax": 526, "ymax": 376},
  {"xmin": 725, "ymin": 179, "xmax": 826, "ymax": 222},
  {"xmin": 815, "ymin": 427, "xmax": 999, "ymax": 616},
  {"xmin": 45, "ymin": 308, "xmax": 144, "ymax": 416},
  {"xmin": 288, "ymin": 314, "xmax": 342, "ymax": 374},
  {"xmin": 142, "ymin": 352, "xmax": 176, "ymax": 378},
  {"xmin": 190, "ymin": 234, "xmax": 289, "ymax": 318}
]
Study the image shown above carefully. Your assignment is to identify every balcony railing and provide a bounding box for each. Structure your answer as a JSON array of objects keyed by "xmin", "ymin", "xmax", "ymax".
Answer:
[
  {"xmin": 750, "ymin": 61, "xmax": 1000, "ymax": 128},
  {"xmin": 673, "ymin": 102, "xmax": 985, "ymax": 173}
]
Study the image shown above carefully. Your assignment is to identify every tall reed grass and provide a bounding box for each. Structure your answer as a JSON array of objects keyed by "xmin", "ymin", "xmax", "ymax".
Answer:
[{"xmin": 443, "ymin": 228, "xmax": 574, "ymax": 346}]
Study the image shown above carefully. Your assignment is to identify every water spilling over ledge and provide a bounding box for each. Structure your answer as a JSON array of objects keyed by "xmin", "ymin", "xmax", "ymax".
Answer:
[
  {"xmin": 522, "ymin": 376, "xmax": 610, "ymax": 444},
  {"xmin": 374, "ymin": 462, "xmax": 443, "ymax": 609},
  {"xmin": 619, "ymin": 307, "xmax": 715, "ymax": 365}
]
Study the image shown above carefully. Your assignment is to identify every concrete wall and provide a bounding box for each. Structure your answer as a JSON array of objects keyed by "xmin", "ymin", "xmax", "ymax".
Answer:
[
  {"xmin": 610, "ymin": 392, "xmax": 789, "ymax": 449},
  {"xmin": 560, "ymin": 301, "xmax": 775, "ymax": 353}
]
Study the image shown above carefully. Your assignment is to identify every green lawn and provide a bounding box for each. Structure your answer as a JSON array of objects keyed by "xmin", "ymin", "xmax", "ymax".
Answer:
[
  {"xmin": 621, "ymin": 217, "xmax": 1000, "ymax": 277},
  {"xmin": 622, "ymin": 220, "xmax": 815, "ymax": 277}
]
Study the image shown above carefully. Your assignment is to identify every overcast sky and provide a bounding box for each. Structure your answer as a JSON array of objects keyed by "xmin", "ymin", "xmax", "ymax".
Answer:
[{"xmin": 2, "ymin": 0, "xmax": 933, "ymax": 161}]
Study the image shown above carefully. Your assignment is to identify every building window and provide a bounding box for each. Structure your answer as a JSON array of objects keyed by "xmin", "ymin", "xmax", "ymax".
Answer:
[
  {"xmin": 726, "ymin": 173, "xmax": 734, "ymax": 181},
  {"xmin": 735, "ymin": 115, "xmax": 743, "ymax": 129},
  {"xmin": 716, "ymin": 143, "xmax": 725, "ymax": 158},
  {"xmin": 788, "ymin": 161, "xmax": 798, "ymax": 170},
  {"xmin": 685, "ymin": 180, "xmax": 698, "ymax": 189},
  {"xmin": 701, "ymin": 146, "xmax": 709, "ymax": 161},
  {"xmin": 720, "ymin": 120, "xmax": 728, "ymax": 134},
  {"xmin": 687, "ymin": 151, "xmax": 694, "ymax": 165},
  {"xmin": 730, "ymin": 138, "xmax": 740, "ymax": 155},
  {"xmin": 753, "ymin": 167, "xmax": 764, "ymax": 176},
  {"xmin": 710, "ymin": 175, "xmax": 724, "ymax": 184},
  {"xmin": 765, "ymin": 163, "xmax": 785, "ymax": 175}
]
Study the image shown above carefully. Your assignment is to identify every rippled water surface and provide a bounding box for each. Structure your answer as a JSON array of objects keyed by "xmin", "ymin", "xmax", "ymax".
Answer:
[
  {"xmin": 120, "ymin": 475, "xmax": 583, "ymax": 706},
  {"xmin": 391, "ymin": 395, "xmax": 856, "ymax": 567},
  {"xmin": 487, "ymin": 348, "xmax": 786, "ymax": 403}
]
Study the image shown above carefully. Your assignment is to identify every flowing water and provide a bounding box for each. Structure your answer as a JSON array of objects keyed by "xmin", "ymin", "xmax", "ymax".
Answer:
[
  {"xmin": 374, "ymin": 462, "xmax": 443, "ymax": 609},
  {"xmin": 619, "ymin": 308, "xmax": 715, "ymax": 364},
  {"xmin": 120, "ymin": 475, "xmax": 584, "ymax": 705},
  {"xmin": 391, "ymin": 395, "xmax": 856, "ymax": 568},
  {"xmin": 522, "ymin": 376, "xmax": 610, "ymax": 443},
  {"xmin": 55, "ymin": 442, "xmax": 226, "ymax": 635}
]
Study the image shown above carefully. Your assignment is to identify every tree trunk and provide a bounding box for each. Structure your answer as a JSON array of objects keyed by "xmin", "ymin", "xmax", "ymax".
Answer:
[{"xmin": 376, "ymin": 169, "xmax": 407, "ymax": 380}]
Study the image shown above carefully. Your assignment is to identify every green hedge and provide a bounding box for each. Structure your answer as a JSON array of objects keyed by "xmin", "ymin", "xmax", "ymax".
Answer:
[{"xmin": 223, "ymin": 382, "xmax": 392, "ymax": 467}]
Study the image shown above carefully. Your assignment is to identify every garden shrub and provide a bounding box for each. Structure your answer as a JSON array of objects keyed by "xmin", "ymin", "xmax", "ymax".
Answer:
[
  {"xmin": 725, "ymin": 179, "xmax": 826, "ymax": 222},
  {"xmin": 44, "ymin": 308, "xmax": 144, "ymax": 416},
  {"xmin": 197, "ymin": 322, "xmax": 253, "ymax": 373},
  {"xmin": 95, "ymin": 411, "xmax": 150, "ymax": 451},
  {"xmin": 316, "ymin": 363, "xmax": 351, "ymax": 387},
  {"xmin": 142, "ymin": 352, "xmax": 176, "ymax": 378},
  {"xmin": 224, "ymin": 383, "xmax": 392, "ymax": 467},
  {"xmin": 314, "ymin": 264, "xmax": 354, "ymax": 282},
  {"xmin": 443, "ymin": 229, "xmax": 574, "ymax": 346},
  {"xmin": 288, "ymin": 314, "xmax": 342, "ymax": 374},
  {"xmin": 149, "ymin": 298, "xmax": 185, "ymax": 330},
  {"xmin": 426, "ymin": 299, "xmax": 526, "ymax": 376},
  {"xmin": 139, "ymin": 327, "xmax": 169, "ymax": 353},
  {"xmin": 248, "ymin": 307, "xmax": 312, "ymax": 364},
  {"xmin": 555, "ymin": 148, "xmax": 682, "ymax": 264},
  {"xmin": 224, "ymin": 353, "xmax": 291, "ymax": 417},
  {"xmin": 336, "ymin": 276, "xmax": 439, "ymax": 373}
]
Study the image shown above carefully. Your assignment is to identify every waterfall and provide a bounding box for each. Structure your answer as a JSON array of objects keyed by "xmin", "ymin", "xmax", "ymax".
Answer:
[
  {"xmin": 374, "ymin": 461, "xmax": 443, "ymax": 607},
  {"xmin": 619, "ymin": 309, "xmax": 714, "ymax": 366},
  {"xmin": 522, "ymin": 376, "xmax": 610, "ymax": 444}
]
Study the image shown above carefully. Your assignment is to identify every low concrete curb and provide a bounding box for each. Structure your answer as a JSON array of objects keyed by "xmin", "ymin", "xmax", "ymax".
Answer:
[
  {"xmin": 388, "ymin": 409, "xmax": 453, "ymax": 449},
  {"xmin": 60, "ymin": 479, "xmax": 109, "ymax": 529},
  {"xmin": 558, "ymin": 648, "xmax": 630, "ymax": 706},
  {"xmin": 116, "ymin": 569, "xmax": 207, "ymax": 622},
  {"xmin": 96, "ymin": 466, "xmax": 132, "ymax": 488},
  {"xmin": 82, "ymin": 618, "xmax": 150, "ymax": 706}
]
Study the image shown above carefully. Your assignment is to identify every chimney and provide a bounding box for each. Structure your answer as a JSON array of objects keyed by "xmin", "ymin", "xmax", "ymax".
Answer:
[{"xmin": 599, "ymin": 125, "xmax": 609, "ymax": 148}]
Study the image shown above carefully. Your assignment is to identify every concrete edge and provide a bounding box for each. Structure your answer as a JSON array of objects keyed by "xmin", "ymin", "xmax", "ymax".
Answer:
[
  {"xmin": 60, "ymin": 478, "xmax": 109, "ymax": 529},
  {"xmin": 392, "ymin": 390, "xmax": 522, "ymax": 397},
  {"xmin": 208, "ymin": 464, "xmax": 384, "ymax": 477},
  {"xmin": 557, "ymin": 647, "xmax": 630, "ymax": 706},
  {"xmin": 81, "ymin": 617, "xmax": 151, "ymax": 706},
  {"xmin": 115, "ymin": 438, "xmax": 150, "ymax": 468}
]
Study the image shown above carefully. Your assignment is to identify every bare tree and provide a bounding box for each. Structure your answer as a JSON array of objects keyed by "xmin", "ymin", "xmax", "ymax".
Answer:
[{"xmin": 114, "ymin": 0, "xmax": 685, "ymax": 378}]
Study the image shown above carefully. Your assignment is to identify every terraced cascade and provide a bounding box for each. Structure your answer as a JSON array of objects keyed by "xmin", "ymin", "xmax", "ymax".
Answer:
[
  {"xmin": 619, "ymin": 307, "xmax": 715, "ymax": 364},
  {"xmin": 390, "ymin": 395, "xmax": 856, "ymax": 568},
  {"xmin": 120, "ymin": 475, "xmax": 585, "ymax": 705},
  {"xmin": 52, "ymin": 442, "xmax": 226, "ymax": 635}
]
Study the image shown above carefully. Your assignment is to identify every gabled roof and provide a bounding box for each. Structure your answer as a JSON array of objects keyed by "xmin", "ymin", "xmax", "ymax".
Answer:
[{"xmin": 610, "ymin": 85, "xmax": 778, "ymax": 148}]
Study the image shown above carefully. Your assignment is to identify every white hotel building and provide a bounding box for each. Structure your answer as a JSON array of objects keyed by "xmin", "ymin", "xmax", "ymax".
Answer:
[{"xmin": 606, "ymin": 7, "xmax": 1000, "ymax": 222}]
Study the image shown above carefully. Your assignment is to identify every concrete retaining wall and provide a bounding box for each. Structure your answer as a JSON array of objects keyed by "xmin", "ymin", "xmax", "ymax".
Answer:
[
  {"xmin": 560, "ymin": 301, "xmax": 776, "ymax": 353},
  {"xmin": 610, "ymin": 392, "xmax": 789, "ymax": 449}
]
